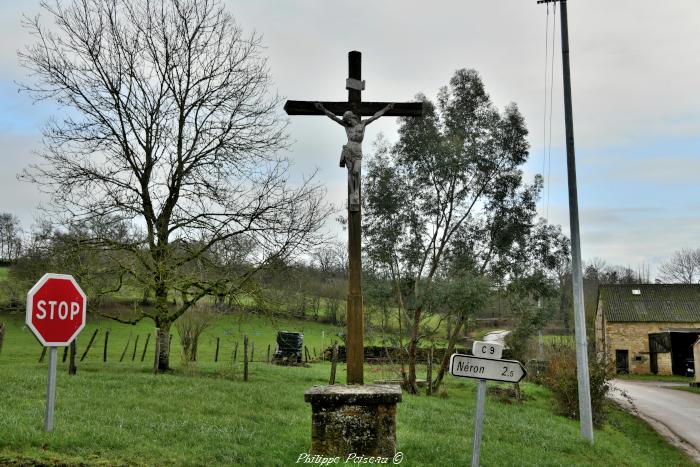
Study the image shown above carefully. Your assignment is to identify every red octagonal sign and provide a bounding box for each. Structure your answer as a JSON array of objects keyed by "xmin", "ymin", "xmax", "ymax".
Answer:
[{"xmin": 26, "ymin": 273, "xmax": 87, "ymax": 346}]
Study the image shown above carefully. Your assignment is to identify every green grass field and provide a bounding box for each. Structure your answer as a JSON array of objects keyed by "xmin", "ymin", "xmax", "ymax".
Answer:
[
  {"xmin": 0, "ymin": 314, "xmax": 695, "ymax": 467},
  {"xmin": 616, "ymin": 373, "xmax": 694, "ymax": 383},
  {"xmin": 673, "ymin": 385, "xmax": 700, "ymax": 395}
]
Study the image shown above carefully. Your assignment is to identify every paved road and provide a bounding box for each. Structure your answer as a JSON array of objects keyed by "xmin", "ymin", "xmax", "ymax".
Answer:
[
  {"xmin": 611, "ymin": 379, "xmax": 700, "ymax": 462},
  {"xmin": 483, "ymin": 330, "xmax": 510, "ymax": 346}
]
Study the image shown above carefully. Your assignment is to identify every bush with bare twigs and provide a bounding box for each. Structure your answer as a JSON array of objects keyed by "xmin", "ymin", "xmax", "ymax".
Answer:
[
  {"xmin": 544, "ymin": 344, "xmax": 614, "ymax": 427},
  {"xmin": 175, "ymin": 307, "xmax": 215, "ymax": 363}
]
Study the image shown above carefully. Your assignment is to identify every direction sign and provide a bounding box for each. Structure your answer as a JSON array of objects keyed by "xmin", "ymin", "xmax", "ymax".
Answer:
[
  {"xmin": 472, "ymin": 341, "xmax": 503, "ymax": 360},
  {"xmin": 26, "ymin": 273, "xmax": 87, "ymax": 346},
  {"xmin": 449, "ymin": 353, "xmax": 526, "ymax": 383}
]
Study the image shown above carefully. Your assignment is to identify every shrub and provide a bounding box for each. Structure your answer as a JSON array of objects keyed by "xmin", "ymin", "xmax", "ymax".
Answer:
[
  {"xmin": 544, "ymin": 345, "xmax": 614, "ymax": 427},
  {"xmin": 175, "ymin": 306, "xmax": 215, "ymax": 363}
]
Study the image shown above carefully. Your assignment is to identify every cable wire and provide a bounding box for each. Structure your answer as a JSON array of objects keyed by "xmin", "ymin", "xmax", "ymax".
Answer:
[
  {"xmin": 541, "ymin": 4, "xmax": 550, "ymax": 218},
  {"xmin": 547, "ymin": 2, "xmax": 557, "ymax": 221}
]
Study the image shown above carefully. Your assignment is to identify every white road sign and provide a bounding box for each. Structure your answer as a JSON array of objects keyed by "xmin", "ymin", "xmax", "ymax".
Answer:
[
  {"xmin": 471, "ymin": 341, "xmax": 503, "ymax": 360},
  {"xmin": 449, "ymin": 353, "xmax": 526, "ymax": 383}
]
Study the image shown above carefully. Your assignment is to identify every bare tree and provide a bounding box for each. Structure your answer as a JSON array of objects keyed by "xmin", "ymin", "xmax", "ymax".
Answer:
[
  {"xmin": 0, "ymin": 213, "xmax": 22, "ymax": 262},
  {"xmin": 312, "ymin": 241, "xmax": 347, "ymax": 279},
  {"xmin": 19, "ymin": 0, "xmax": 329, "ymax": 370},
  {"xmin": 659, "ymin": 248, "xmax": 700, "ymax": 284}
]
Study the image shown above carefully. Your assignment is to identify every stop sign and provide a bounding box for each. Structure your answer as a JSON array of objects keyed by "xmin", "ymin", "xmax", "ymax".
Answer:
[{"xmin": 26, "ymin": 273, "xmax": 87, "ymax": 346}]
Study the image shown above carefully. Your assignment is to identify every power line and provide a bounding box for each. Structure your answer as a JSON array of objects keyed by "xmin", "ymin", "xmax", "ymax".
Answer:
[
  {"xmin": 542, "ymin": 6, "xmax": 549, "ymax": 214},
  {"xmin": 546, "ymin": 2, "xmax": 557, "ymax": 221}
]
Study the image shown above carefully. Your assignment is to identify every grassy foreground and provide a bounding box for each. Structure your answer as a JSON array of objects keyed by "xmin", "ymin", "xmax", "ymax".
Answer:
[
  {"xmin": 673, "ymin": 386, "xmax": 700, "ymax": 395},
  {"xmin": 0, "ymin": 315, "xmax": 695, "ymax": 466},
  {"xmin": 616, "ymin": 373, "xmax": 693, "ymax": 383}
]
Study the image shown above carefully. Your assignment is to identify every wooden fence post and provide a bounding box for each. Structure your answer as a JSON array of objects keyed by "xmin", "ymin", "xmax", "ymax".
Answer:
[
  {"xmin": 103, "ymin": 330, "xmax": 110, "ymax": 362},
  {"xmin": 0, "ymin": 322, "xmax": 5, "ymax": 356},
  {"xmin": 426, "ymin": 345, "xmax": 434, "ymax": 396},
  {"xmin": 68, "ymin": 340, "xmax": 77, "ymax": 375},
  {"xmin": 243, "ymin": 334, "xmax": 249, "ymax": 382},
  {"xmin": 131, "ymin": 335, "xmax": 140, "ymax": 361},
  {"xmin": 233, "ymin": 341, "xmax": 238, "ymax": 363},
  {"xmin": 215, "ymin": 337, "xmax": 220, "ymax": 362},
  {"xmin": 39, "ymin": 346, "xmax": 47, "ymax": 363},
  {"xmin": 329, "ymin": 341, "xmax": 338, "ymax": 385},
  {"xmin": 251, "ymin": 342, "xmax": 254, "ymax": 362},
  {"xmin": 141, "ymin": 333, "xmax": 151, "ymax": 362},
  {"xmin": 266, "ymin": 344, "xmax": 270, "ymax": 363},
  {"xmin": 153, "ymin": 328, "xmax": 160, "ymax": 374},
  {"xmin": 62, "ymin": 346, "xmax": 68, "ymax": 362},
  {"xmin": 80, "ymin": 329, "xmax": 99, "ymax": 362},
  {"xmin": 120, "ymin": 332, "xmax": 132, "ymax": 362}
]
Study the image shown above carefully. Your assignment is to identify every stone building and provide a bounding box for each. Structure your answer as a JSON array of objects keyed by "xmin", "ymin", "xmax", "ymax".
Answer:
[{"xmin": 595, "ymin": 284, "xmax": 700, "ymax": 375}]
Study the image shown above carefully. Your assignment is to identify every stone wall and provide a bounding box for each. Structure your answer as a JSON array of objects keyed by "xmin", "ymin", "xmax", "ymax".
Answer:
[{"xmin": 603, "ymin": 322, "xmax": 700, "ymax": 375}]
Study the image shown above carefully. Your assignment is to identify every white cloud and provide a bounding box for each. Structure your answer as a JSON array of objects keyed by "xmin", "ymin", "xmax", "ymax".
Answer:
[
  {"xmin": 1, "ymin": 0, "xmax": 700, "ymax": 271},
  {"xmin": 0, "ymin": 131, "xmax": 49, "ymax": 228}
]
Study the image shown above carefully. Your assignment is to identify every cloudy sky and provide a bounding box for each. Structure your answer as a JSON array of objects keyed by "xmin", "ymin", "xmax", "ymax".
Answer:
[{"xmin": 1, "ymin": 0, "xmax": 699, "ymax": 278}]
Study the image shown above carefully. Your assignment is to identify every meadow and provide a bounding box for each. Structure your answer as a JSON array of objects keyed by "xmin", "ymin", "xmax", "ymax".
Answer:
[{"xmin": 0, "ymin": 312, "xmax": 695, "ymax": 467}]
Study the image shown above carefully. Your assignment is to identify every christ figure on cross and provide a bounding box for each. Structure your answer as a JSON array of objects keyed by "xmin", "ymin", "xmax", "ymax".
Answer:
[{"xmin": 314, "ymin": 102, "xmax": 394, "ymax": 211}]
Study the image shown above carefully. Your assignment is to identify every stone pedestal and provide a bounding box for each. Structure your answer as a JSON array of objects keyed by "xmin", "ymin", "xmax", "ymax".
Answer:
[{"xmin": 305, "ymin": 384, "xmax": 402, "ymax": 457}]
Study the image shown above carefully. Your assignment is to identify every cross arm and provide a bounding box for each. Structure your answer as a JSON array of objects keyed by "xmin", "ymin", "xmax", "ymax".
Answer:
[{"xmin": 284, "ymin": 100, "xmax": 423, "ymax": 117}]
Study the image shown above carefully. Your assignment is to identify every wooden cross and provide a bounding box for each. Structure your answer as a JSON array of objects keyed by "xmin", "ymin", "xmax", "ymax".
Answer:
[{"xmin": 285, "ymin": 51, "xmax": 423, "ymax": 385}]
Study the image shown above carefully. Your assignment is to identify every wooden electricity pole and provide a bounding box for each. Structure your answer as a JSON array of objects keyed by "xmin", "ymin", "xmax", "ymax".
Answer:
[
  {"xmin": 537, "ymin": 0, "xmax": 594, "ymax": 442},
  {"xmin": 285, "ymin": 51, "xmax": 423, "ymax": 384}
]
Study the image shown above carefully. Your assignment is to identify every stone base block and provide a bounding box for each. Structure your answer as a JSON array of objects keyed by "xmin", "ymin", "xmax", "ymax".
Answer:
[{"xmin": 304, "ymin": 384, "xmax": 402, "ymax": 457}]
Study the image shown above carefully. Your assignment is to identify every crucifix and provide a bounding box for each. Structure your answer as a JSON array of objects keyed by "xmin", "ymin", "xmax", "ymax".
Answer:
[{"xmin": 285, "ymin": 51, "xmax": 423, "ymax": 384}]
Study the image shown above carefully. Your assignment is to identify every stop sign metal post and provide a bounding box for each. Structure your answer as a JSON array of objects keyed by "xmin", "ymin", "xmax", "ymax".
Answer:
[{"xmin": 26, "ymin": 273, "xmax": 87, "ymax": 432}]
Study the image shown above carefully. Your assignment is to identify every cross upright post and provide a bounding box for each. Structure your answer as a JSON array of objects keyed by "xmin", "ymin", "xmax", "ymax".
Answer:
[{"xmin": 285, "ymin": 51, "xmax": 422, "ymax": 384}]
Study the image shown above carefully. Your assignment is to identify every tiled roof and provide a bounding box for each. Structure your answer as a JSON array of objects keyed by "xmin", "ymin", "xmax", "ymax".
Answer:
[{"xmin": 599, "ymin": 284, "xmax": 700, "ymax": 322}]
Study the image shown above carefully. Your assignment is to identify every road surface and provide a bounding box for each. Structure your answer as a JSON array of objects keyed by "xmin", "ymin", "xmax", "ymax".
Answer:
[
  {"xmin": 611, "ymin": 379, "xmax": 700, "ymax": 463},
  {"xmin": 483, "ymin": 330, "xmax": 510, "ymax": 346}
]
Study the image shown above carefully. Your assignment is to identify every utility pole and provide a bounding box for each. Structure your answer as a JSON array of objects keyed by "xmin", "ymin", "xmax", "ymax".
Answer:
[{"xmin": 537, "ymin": 0, "xmax": 594, "ymax": 442}]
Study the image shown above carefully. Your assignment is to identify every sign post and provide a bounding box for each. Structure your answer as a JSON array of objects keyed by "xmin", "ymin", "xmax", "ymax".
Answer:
[
  {"xmin": 450, "ymin": 341, "xmax": 526, "ymax": 467},
  {"xmin": 45, "ymin": 347, "xmax": 58, "ymax": 431},
  {"xmin": 471, "ymin": 378, "xmax": 487, "ymax": 467},
  {"xmin": 26, "ymin": 273, "xmax": 87, "ymax": 432}
]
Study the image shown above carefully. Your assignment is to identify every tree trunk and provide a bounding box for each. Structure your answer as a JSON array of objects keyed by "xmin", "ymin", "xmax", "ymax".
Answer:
[
  {"xmin": 154, "ymin": 278, "xmax": 172, "ymax": 371},
  {"xmin": 329, "ymin": 299, "xmax": 338, "ymax": 325},
  {"xmin": 433, "ymin": 315, "xmax": 467, "ymax": 392},
  {"xmin": 140, "ymin": 287, "xmax": 150, "ymax": 305},
  {"xmin": 407, "ymin": 306, "xmax": 422, "ymax": 394},
  {"xmin": 398, "ymin": 308, "xmax": 406, "ymax": 383},
  {"xmin": 560, "ymin": 278, "xmax": 570, "ymax": 331},
  {"xmin": 156, "ymin": 323, "xmax": 171, "ymax": 371}
]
